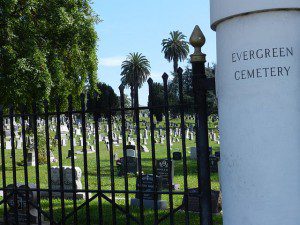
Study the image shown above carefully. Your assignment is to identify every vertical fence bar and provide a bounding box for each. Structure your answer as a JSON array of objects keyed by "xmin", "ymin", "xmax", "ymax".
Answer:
[
  {"xmin": 44, "ymin": 101, "xmax": 54, "ymax": 225},
  {"xmin": 133, "ymin": 83, "xmax": 144, "ymax": 225},
  {"xmin": 106, "ymin": 91, "xmax": 117, "ymax": 225},
  {"xmin": 162, "ymin": 73, "xmax": 175, "ymax": 225},
  {"xmin": 56, "ymin": 99, "xmax": 66, "ymax": 225},
  {"xmin": 93, "ymin": 93, "xmax": 103, "ymax": 225},
  {"xmin": 32, "ymin": 103, "xmax": 42, "ymax": 225},
  {"xmin": 80, "ymin": 93, "xmax": 91, "ymax": 224},
  {"xmin": 21, "ymin": 106, "xmax": 30, "ymax": 225},
  {"xmin": 67, "ymin": 96, "xmax": 78, "ymax": 225},
  {"xmin": 0, "ymin": 106, "xmax": 7, "ymax": 224},
  {"xmin": 190, "ymin": 26, "xmax": 213, "ymax": 225},
  {"xmin": 9, "ymin": 106, "xmax": 19, "ymax": 225},
  {"xmin": 119, "ymin": 85, "xmax": 130, "ymax": 225},
  {"xmin": 177, "ymin": 67, "xmax": 190, "ymax": 224},
  {"xmin": 147, "ymin": 78, "xmax": 159, "ymax": 225}
]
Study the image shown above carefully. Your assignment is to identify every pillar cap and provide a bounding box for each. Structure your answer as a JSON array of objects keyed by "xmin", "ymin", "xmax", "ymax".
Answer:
[{"xmin": 210, "ymin": 0, "xmax": 300, "ymax": 30}]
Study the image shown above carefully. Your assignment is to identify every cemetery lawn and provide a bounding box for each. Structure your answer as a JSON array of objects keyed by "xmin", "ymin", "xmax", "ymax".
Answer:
[{"xmin": 0, "ymin": 117, "xmax": 222, "ymax": 224}]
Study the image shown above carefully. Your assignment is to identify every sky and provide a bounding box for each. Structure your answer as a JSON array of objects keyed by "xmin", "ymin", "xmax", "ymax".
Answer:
[{"xmin": 92, "ymin": 0, "xmax": 216, "ymax": 105}]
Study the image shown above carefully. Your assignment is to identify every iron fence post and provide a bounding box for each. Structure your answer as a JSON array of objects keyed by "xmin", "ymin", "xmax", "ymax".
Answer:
[{"xmin": 190, "ymin": 25, "xmax": 213, "ymax": 225}]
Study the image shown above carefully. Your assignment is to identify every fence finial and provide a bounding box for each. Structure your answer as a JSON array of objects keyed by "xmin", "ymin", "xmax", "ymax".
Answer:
[{"xmin": 189, "ymin": 25, "xmax": 206, "ymax": 62}]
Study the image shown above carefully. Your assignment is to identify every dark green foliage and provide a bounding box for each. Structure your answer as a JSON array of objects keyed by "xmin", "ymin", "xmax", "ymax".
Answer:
[
  {"xmin": 0, "ymin": 0, "xmax": 99, "ymax": 111},
  {"xmin": 87, "ymin": 82, "xmax": 119, "ymax": 115},
  {"xmin": 206, "ymin": 66, "xmax": 218, "ymax": 116},
  {"xmin": 150, "ymin": 82, "xmax": 164, "ymax": 122}
]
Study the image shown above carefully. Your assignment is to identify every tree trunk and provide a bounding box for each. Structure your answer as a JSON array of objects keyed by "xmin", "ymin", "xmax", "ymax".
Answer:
[
  {"xmin": 173, "ymin": 58, "xmax": 179, "ymax": 74},
  {"xmin": 130, "ymin": 86, "xmax": 134, "ymax": 108}
]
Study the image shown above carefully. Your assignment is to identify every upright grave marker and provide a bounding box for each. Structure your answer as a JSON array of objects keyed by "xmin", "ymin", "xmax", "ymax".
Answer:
[
  {"xmin": 156, "ymin": 159, "xmax": 179, "ymax": 190},
  {"xmin": 130, "ymin": 174, "xmax": 168, "ymax": 210}
]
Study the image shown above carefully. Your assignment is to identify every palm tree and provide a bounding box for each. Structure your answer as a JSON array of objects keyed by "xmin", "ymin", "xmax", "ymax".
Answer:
[
  {"xmin": 121, "ymin": 52, "xmax": 151, "ymax": 108},
  {"xmin": 161, "ymin": 31, "xmax": 189, "ymax": 73}
]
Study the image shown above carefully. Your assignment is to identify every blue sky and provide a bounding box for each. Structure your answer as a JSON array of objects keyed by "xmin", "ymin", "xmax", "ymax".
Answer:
[{"xmin": 92, "ymin": 0, "xmax": 216, "ymax": 105}]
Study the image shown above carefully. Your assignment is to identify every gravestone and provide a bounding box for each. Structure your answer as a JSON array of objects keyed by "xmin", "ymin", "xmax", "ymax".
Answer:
[
  {"xmin": 143, "ymin": 138, "xmax": 147, "ymax": 145},
  {"xmin": 210, "ymin": 156, "xmax": 219, "ymax": 173},
  {"xmin": 60, "ymin": 125, "xmax": 69, "ymax": 135},
  {"xmin": 50, "ymin": 166, "xmax": 84, "ymax": 199},
  {"xmin": 73, "ymin": 139, "xmax": 77, "ymax": 147},
  {"xmin": 141, "ymin": 145, "xmax": 149, "ymax": 153},
  {"xmin": 66, "ymin": 150, "xmax": 77, "ymax": 160},
  {"xmin": 5, "ymin": 130, "xmax": 11, "ymax": 138},
  {"xmin": 5, "ymin": 140, "xmax": 12, "ymax": 150},
  {"xmin": 189, "ymin": 132, "xmax": 194, "ymax": 140},
  {"xmin": 125, "ymin": 145, "xmax": 136, "ymax": 157},
  {"xmin": 156, "ymin": 159, "xmax": 179, "ymax": 190},
  {"xmin": 190, "ymin": 147, "xmax": 197, "ymax": 160},
  {"xmin": 144, "ymin": 129, "xmax": 148, "ymax": 139},
  {"xmin": 130, "ymin": 174, "xmax": 168, "ymax": 210},
  {"xmin": 4, "ymin": 184, "xmax": 47, "ymax": 224},
  {"xmin": 16, "ymin": 139, "xmax": 22, "ymax": 149},
  {"xmin": 161, "ymin": 137, "xmax": 165, "ymax": 144},
  {"xmin": 61, "ymin": 139, "xmax": 67, "ymax": 147},
  {"xmin": 75, "ymin": 128, "xmax": 81, "ymax": 136},
  {"xmin": 173, "ymin": 152, "xmax": 182, "ymax": 161},
  {"xmin": 113, "ymin": 153, "xmax": 118, "ymax": 161},
  {"xmin": 27, "ymin": 152, "xmax": 36, "ymax": 166},
  {"xmin": 116, "ymin": 156, "xmax": 138, "ymax": 176},
  {"xmin": 50, "ymin": 151, "xmax": 58, "ymax": 162},
  {"xmin": 182, "ymin": 188, "xmax": 222, "ymax": 214},
  {"xmin": 129, "ymin": 140, "xmax": 136, "ymax": 146}
]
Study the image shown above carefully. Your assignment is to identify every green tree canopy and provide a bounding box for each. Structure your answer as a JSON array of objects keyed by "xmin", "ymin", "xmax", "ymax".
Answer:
[
  {"xmin": 120, "ymin": 52, "xmax": 151, "ymax": 107},
  {"xmin": 0, "ymin": 0, "xmax": 99, "ymax": 111},
  {"xmin": 149, "ymin": 82, "xmax": 164, "ymax": 122},
  {"xmin": 87, "ymin": 82, "xmax": 119, "ymax": 115},
  {"xmin": 161, "ymin": 31, "xmax": 189, "ymax": 74}
]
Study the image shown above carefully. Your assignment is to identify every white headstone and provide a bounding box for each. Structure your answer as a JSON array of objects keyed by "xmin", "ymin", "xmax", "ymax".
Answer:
[
  {"xmin": 5, "ymin": 140, "xmax": 12, "ymax": 150},
  {"xmin": 190, "ymin": 147, "xmax": 197, "ymax": 160},
  {"xmin": 126, "ymin": 149, "xmax": 136, "ymax": 158},
  {"xmin": 61, "ymin": 139, "xmax": 67, "ymax": 147},
  {"xmin": 141, "ymin": 145, "xmax": 149, "ymax": 153}
]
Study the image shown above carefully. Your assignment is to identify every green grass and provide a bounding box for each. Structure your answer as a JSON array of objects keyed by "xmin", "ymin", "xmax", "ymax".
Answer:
[{"xmin": 0, "ymin": 115, "xmax": 222, "ymax": 224}]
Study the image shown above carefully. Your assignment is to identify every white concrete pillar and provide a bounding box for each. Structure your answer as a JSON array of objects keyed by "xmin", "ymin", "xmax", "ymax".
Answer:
[{"xmin": 210, "ymin": 1, "xmax": 300, "ymax": 225}]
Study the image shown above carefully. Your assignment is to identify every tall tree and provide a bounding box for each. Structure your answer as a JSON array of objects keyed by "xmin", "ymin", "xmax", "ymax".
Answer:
[
  {"xmin": 161, "ymin": 31, "xmax": 189, "ymax": 73},
  {"xmin": 149, "ymin": 82, "xmax": 164, "ymax": 122},
  {"xmin": 87, "ymin": 82, "xmax": 119, "ymax": 115},
  {"xmin": 0, "ymin": 0, "xmax": 99, "ymax": 111},
  {"xmin": 120, "ymin": 53, "xmax": 151, "ymax": 107}
]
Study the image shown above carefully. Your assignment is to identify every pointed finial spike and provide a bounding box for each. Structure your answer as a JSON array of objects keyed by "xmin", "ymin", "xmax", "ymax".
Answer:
[
  {"xmin": 177, "ymin": 67, "xmax": 183, "ymax": 74},
  {"xmin": 162, "ymin": 72, "xmax": 168, "ymax": 81},
  {"xmin": 119, "ymin": 84, "xmax": 125, "ymax": 92},
  {"xmin": 147, "ymin": 78, "xmax": 153, "ymax": 84},
  {"xmin": 189, "ymin": 25, "xmax": 206, "ymax": 62}
]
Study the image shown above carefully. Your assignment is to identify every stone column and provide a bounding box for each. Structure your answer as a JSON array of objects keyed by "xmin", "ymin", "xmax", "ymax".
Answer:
[{"xmin": 210, "ymin": 1, "xmax": 300, "ymax": 225}]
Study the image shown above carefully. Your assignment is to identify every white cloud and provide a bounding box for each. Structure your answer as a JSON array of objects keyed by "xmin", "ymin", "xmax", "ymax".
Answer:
[{"xmin": 99, "ymin": 56, "xmax": 125, "ymax": 67}]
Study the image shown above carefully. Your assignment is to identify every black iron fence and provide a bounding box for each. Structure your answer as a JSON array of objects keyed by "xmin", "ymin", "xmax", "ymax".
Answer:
[{"xmin": 0, "ymin": 54, "xmax": 218, "ymax": 225}]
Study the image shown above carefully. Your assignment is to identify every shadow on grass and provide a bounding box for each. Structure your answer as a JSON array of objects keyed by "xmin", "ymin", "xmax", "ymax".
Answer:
[{"xmin": 46, "ymin": 197, "xmax": 223, "ymax": 225}]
